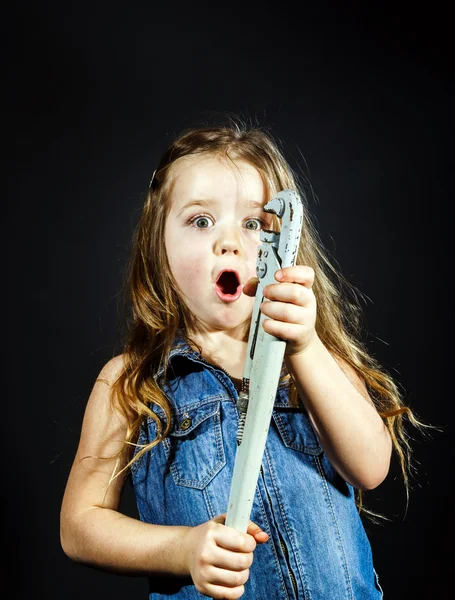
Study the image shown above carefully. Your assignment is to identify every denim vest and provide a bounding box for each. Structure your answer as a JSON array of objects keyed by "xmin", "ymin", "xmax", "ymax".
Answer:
[{"xmin": 132, "ymin": 337, "xmax": 383, "ymax": 599}]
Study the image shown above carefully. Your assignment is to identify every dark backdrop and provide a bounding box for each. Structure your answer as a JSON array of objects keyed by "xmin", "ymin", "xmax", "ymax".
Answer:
[{"xmin": 6, "ymin": 2, "xmax": 452, "ymax": 598}]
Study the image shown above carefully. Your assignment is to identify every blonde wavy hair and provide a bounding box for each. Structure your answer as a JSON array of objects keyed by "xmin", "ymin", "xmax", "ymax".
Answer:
[{"xmin": 103, "ymin": 116, "xmax": 430, "ymax": 521}]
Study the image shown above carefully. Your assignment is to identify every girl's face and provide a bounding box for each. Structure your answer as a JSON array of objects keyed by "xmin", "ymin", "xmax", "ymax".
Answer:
[{"xmin": 164, "ymin": 155, "xmax": 272, "ymax": 337}]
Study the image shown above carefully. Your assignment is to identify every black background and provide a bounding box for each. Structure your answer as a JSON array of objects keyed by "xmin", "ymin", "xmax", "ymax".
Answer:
[{"xmin": 6, "ymin": 1, "xmax": 453, "ymax": 598}]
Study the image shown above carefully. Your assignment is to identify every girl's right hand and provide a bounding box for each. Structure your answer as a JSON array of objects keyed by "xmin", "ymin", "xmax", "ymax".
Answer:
[{"xmin": 182, "ymin": 512, "xmax": 269, "ymax": 599}]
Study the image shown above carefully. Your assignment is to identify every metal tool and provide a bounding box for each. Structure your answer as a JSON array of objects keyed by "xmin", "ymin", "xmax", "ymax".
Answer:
[{"xmin": 225, "ymin": 189, "xmax": 304, "ymax": 532}]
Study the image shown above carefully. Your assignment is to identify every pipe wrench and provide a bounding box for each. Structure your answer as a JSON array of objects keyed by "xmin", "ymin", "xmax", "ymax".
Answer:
[{"xmin": 225, "ymin": 189, "xmax": 304, "ymax": 533}]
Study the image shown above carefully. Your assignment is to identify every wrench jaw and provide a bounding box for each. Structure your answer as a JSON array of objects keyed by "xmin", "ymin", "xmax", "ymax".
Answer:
[{"xmin": 263, "ymin": 195, "xmax": 285, "ymax": 219}]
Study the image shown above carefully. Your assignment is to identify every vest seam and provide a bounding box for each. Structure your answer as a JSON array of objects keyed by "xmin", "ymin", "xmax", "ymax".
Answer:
[
  {"xmin": 203, "ymin": 486, "xmax": 215, "ymax": 520},
  {"xmin": 255, "ymin": 472, "xmax": 291, "ymax": 600},
  {"xmin": 315, "ymin": 455, "xmax": 355, "ymax": 600},
  {"xmin": 264, "ymin": 446, "xmax": 310, "ymax": 600}
]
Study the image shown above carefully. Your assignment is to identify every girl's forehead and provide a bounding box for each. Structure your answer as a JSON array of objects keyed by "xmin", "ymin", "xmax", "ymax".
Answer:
[
  {"xmin": 168, "ymin": 154, "xmax": 268, "ymax": 203},
  {"xmin": 172, "ymin": 154, "xmax": 259, "ymax": 178}
]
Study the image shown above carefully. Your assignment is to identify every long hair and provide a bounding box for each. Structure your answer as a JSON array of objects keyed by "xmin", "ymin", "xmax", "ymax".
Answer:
[{"xmin": 104, "ymin": 116, "xmax": 431, "ymax": 520}]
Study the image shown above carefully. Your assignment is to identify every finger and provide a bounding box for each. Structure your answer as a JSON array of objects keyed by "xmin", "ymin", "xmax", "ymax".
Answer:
[
  {"xmin": 215, "ymin": 524, "xmax": 256, "ymax": 553},
  {"xmin": 260, "ymin": 300, "xmax": 307, "ymax": 325},
  {"xmin": 206, "ymin": 580, "xmax": 246, "ymax": 600},
  {"xmin": 262, "ymin": 319, "xmax": 307, "ymax": 343},
  {"xmin": 214, "ymin": 514, "xmax": 268, "ymax": 549},
  {"xmin": 242, "ymin": 277, "xmax": 258, "ymax": 297},
  {"xmin": 210, "ymin": 545, "xmax": 254, "ymax": 571},
  {"xmin": 275, "ymin": 266, "xmax": 315, "ymax": 287},
  {"xmin": 207, "ymin": 565, "xmax": 250, "ymax": 588},
  {"xmin": 263, "ymin": 282, "xmax": 312, "ymax": 306}
]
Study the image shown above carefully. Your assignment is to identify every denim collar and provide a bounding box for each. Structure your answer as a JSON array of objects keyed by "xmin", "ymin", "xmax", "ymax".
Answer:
[
  {"xmin": 153, "ymin": 332, "xmax": 289, "ymax": 393},
  {"xmin": 153, "ymin": 334, "xmax": 206, "ymax": 380}
]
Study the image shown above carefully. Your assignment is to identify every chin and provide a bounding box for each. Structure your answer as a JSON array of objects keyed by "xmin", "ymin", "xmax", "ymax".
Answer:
[{"xmin": 217, "ymin": 310, "xmax": 252, "ymax": 331}]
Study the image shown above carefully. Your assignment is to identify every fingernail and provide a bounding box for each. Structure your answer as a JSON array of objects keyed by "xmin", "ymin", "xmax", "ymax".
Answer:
[{"xmin": 276, "ymin": 270, "xmax": 283, "ymax": 280}]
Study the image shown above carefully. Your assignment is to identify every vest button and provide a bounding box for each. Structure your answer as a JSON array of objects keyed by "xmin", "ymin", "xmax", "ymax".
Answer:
[{"xmin": 181, "ymin": 417, "xmax": 192, "ymax": 430}]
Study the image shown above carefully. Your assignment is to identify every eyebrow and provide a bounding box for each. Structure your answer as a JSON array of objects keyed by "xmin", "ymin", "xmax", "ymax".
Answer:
[{"xmin": 177, "ymin": 198, "xmax": 265, "ymax": 216}]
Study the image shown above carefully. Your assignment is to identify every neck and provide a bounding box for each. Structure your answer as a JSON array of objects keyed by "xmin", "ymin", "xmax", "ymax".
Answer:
[{"xmin": 185, "ymin": 330, "xmax": 249, "ymax": 381}]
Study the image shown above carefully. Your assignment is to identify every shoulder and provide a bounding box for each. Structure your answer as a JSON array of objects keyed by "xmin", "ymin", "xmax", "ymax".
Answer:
[
  {"xmin": 84, "ymin": 354, "xmax": 127, "ymax": 423},
  {"xmin": 95, "ymin": 353, "xmax": 126, "ymax": 387}
]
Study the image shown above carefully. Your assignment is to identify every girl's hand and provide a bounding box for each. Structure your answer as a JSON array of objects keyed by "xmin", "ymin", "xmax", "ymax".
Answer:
[
  {"xmin": 182, "ymin": 513, "xmax": 269, "ymax": 599},
  {"xmin": 243, "ymin": 266, "xmax": 318, "ymax": 357}
]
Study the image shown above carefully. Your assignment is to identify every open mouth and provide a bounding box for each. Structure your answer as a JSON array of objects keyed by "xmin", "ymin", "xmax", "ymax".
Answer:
[{"xmin": 215, "ymin": 270, "xmax": 242, "ymax": 302}]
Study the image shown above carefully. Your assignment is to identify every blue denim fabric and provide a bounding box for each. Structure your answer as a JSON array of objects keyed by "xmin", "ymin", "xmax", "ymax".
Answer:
[{"xmin": 132, "ymin": 337, "xmax": 384, "ymax": 599}]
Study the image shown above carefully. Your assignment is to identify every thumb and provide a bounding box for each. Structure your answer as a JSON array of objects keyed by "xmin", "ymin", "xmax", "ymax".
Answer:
[
  {"xmin": 212, "ymin": 513, "xmax": 227, "ymax": 524},
  {"xmin": 214, "ymin": 514, "xmax": 269, "ymax": 542},
  {"xmin": 243, "ymin": 276, "xmax": 259, "ymax": 297},
  {"xmin": 247, "ymin": 520, "xmax": 269, "ymax": 542}
]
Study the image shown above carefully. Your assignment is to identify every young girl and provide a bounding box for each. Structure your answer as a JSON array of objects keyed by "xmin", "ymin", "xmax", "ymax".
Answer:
[{"xmin": 60, "ymin": 119, "xmax": 422, "ymax": 599}]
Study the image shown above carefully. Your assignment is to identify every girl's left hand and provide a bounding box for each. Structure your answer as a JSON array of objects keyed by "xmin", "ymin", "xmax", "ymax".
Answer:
[{"xmin": 243, "ymin": 266, "xmax": 318, "ymax": 356}]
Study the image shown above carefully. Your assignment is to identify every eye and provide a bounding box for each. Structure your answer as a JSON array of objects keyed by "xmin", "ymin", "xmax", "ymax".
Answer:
[
  {"xmin": 190, "ymin": 215, "xmax": 214, "ymax": 229},
  {"xmin": 244, "ymin": 218, "xmax": 265, "ymax": 231}
]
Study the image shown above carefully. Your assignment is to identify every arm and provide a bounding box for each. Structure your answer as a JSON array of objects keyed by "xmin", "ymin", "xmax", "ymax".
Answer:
[
  {"xmin": 60, "ymin": 355, "xmax": 190, "ymax": 576},
  {"xmin": 246, "ymin": 265, "xmax": 392, "ymax": 492},
  {"xmin": 285, "ymin": 337, "xmax": 392, "ymax": 491}
]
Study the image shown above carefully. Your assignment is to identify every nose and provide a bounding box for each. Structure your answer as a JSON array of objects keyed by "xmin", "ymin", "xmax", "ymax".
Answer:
[
  {"xmin": 214, "ymin": 224, "xmax": 242, "ymax": 256},
  {"xmin": 221, "ymin": 240, "xmax": 239, "ymax": 255}
]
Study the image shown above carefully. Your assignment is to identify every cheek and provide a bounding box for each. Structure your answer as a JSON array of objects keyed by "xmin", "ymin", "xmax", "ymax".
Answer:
[
  {"xmin": 168, "ymin": 251, "xmax": 205, "ymax": 289},
  {"xmin": 165, "ymin": 227, "xmax": 190, "ymax": 279}
]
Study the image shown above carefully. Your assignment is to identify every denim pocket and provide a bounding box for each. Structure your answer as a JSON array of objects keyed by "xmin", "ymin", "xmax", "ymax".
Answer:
[
  {"xmin": 163, "ymin": 398, "xmax": 226, "ymax": 490},
  {"xmin": 273, "ymin": 388, "xmax": 323, "ymax": 455}
]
